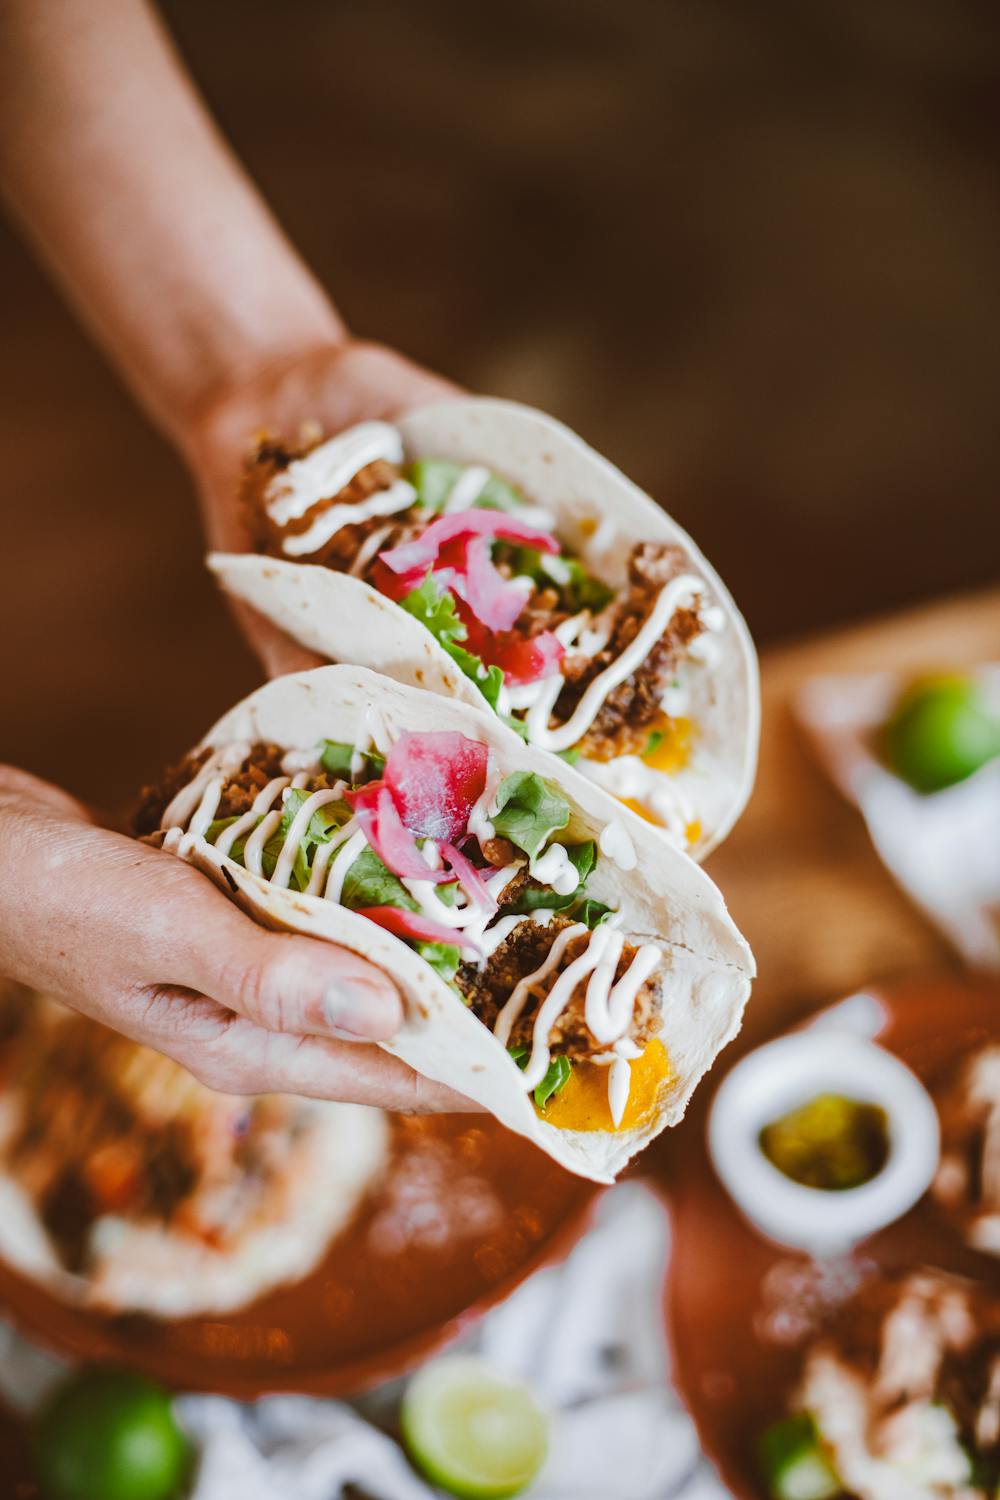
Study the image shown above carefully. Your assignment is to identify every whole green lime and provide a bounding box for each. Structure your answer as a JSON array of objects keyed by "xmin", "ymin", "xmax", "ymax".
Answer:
[
  {"xmin": 882, "ymin": 674, "xmax": 1000, "ymax": 793},
  {"xmin": 34, "ymin": 1368, "xmax": 191, "ymax": 1500}
]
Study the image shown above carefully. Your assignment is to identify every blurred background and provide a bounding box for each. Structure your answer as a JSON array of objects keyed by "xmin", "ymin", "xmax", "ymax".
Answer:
[{"xmin": 2, "ymin": 0, "xmax": 998, "ymax": 809}]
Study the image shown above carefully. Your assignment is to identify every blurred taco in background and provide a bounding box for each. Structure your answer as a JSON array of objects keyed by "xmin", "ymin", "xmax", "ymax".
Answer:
[
  {"xmin": 760, "ymin": 1270, "xmax": 1000, "ymax": 1500},
  {"xmin": 210, "ymin": 398, "xmax": 758, "ymax": 857},
  {"xmin": 137, "ymin": 665, "xmax": 754, "ymax": 1184},
  {"xmin": 0, "ymin": 985, "xmax": 388, "ymax": 1316}
]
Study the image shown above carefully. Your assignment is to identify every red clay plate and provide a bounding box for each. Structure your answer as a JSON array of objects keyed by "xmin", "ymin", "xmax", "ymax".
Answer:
[
  {"xmin": 664, "ymin": 974, "xmax": 1000, "ymax": 1500},
  {"xmin": 0, "ymin": 1115, "xmax": 597, "ymax": 1399}
]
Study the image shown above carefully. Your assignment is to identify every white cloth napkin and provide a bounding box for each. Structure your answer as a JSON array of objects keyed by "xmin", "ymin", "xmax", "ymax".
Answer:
[
  {"xmin": 796, "ymin": 667, "xmax": 1000, "ymax": 969},
  {"xmin": 0, "ymin": 1182, "xmax": 730, "ymax": 1499}
]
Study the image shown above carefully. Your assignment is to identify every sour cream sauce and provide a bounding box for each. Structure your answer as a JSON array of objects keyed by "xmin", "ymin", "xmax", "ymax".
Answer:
[{"xmin": 264, "ymin": 423, "xmax": 416, "ymax": 559}]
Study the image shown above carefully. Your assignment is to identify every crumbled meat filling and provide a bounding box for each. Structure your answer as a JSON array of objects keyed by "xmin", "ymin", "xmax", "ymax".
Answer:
[
  {"xmin": 134, "ymin": 743, "xmax": 344, "ymax": 836},
  {"xmin": 133, "ymin": 746, "xmax": 210, "ymax": 836},
  {"xmin": 555, "ymin": 543, "xmax": 703, "ymax": 760},
  {"xmin": 242, "ymin": 440, "xmax": 431, "ymax": 575},
  {"xmin": 457, "ymin": 914, "xmax": 662, "ymax": 1062}
]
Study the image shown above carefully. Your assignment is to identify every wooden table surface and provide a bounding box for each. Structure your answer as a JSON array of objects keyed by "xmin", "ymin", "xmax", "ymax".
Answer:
[{"xmin": 2, "ymin": 584, "xmax": 998, "ymax": 1488}]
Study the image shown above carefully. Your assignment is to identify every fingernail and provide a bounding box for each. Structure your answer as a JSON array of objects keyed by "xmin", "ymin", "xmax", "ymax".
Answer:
[{"xmin": 323, "ymin": 981, "xmax": 398, "ymax": 1041}]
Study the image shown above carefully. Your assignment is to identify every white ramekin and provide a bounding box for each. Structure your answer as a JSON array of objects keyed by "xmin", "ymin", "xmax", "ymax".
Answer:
[{"xmin": 707, "ymin": 1022, "xmax": 940, "ymax": 1255}]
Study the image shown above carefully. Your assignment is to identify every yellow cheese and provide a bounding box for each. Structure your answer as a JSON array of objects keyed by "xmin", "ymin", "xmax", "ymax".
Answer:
[{"xmin": 539, "ymin": 1040, "xmax": 671, "ymax": 1134}]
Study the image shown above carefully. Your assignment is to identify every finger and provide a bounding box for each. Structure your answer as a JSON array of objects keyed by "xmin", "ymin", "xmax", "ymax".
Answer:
[
  {"xmin": 136, "ymin": 984, "xmax": 480, "ymax": 1112},
  {"xmin": 142, "ymin": 850, "xmax": 405, "ymax": 1042},
  {"xmin": 29, "ymin": 830, "xmax": 404, "ymax": 1045}
]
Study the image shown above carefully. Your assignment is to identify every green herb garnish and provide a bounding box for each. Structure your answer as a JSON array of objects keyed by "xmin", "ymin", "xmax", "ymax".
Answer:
[{"xmin": 509, "ymin": 1046, "xmax": 573, "ymax": 1110}]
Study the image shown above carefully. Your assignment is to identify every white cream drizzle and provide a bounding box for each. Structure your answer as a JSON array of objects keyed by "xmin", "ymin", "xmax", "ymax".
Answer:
[
  {"xmin": 271, "ymin": 788, "xmax": 344, "ymax": 889},
  {"xmin": 281, "ymin": 478, "xmax": 416, "ymax": 559},
  {"xmin": 323, "ymin": 828, "xmax": 369, "ymax": 905},
  {"xmin": 467, "ymin": 759, "xmax": 502, "ymax": 845},
  {"xmin": 350, "ymin": 708, "xmax": 390, "ymax": 781},
  {"xmin": 608, "ymin": 1056, "xmax": 633, "ymax": 1127},
  {"xmin": 243, "ymin": 809, "xmax": 283, "ymax": 877},
  {"xmin": 493, "ymin": 916, "xmax": 662, "ymax": 1123},
  {"xmin": 528, "ymin": 842, "xmax": 580, "ymax": 896},
  {"xmin": 214, "ymin": 776, "xmax": 291, "ymax": 857},
  {"xmin": 304, "ymin": 817, "xmax": 359, "ymax": 897},
  {"xmin": 266, "ymin": 422, "xmax": 404, "ymax": 526},
  {"xmin": 348, "ymin": 522, "xmax": 396, "ymax": 577},
  {"xmin": 598, "ymin": 819, "xmax": 637, "ymax": 871},
  {"xmin": 494, "ymin": 923, "xmax": 587, "ymax": 1049},
  {"xmin": 443, "ymin": 465, "xmax": 491, "ymax": 511},
  {"xmin": 517, "ymin": 931, "xmax": 611, "ymax": 1091},
  {"xmin": 522, "ymin": 574, "xmax": 705, "ymax": 753},
  {"xmin": 580, "ymin": 754, "xmax": 695, "ymax": 845},
  {"xmin": 159, "ymin": 743, "xmax": 250, "ymax": 831},
  {"xmin": 187, "ymin": 778, "xmax": 225, "ymax": 839}
]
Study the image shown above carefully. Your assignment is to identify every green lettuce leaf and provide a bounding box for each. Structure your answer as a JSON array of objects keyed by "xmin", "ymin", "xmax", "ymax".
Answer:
[
  {"xmin": 398, "ymin": 574, "xmax": 507, "ymax": 715},
  {"xmin": 407, "ymin": 458, "xmax": 524, "ymax": 514},
  {"xmin": 491, "ymin": 771, "xmax": 571, "ymax": 859},
  {"xmin": 574, "ymin": 897, "xmax": 613, "ymax": 929},
  {"xmin": 505, "ymin": 842, "xmax": 595, "ymax": 915},
  {"xmin": 339, "ymin": 846, "xmax": 417, "ymax": 912},
  {"xmin": 320, "ymin": 739, "xmax": 385, "ymax": 781},
  {"xmin": 416, "ymin": 940, "xmax": 462, "ymax": 983},
  {"xmin": 397, "ymin": 572, "xmax": 466, "ymax": 647},
  {"xmin": 509, "ymin": 1045, "xmax": 574, "ymax": 1110},
  {"xmin": 503, "ymin": 546, "xmax": 613, "ymax": 614}
]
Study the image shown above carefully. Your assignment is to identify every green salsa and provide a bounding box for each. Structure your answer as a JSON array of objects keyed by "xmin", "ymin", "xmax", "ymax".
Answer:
[{"xmin": 759, "ymin": 1093, "xmax": 889, "ymax": 1191}]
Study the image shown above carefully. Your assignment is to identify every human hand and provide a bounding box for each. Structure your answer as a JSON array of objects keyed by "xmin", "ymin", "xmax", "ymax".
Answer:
[
  {"xmin": 0, "ymin": 766, "xmax": 474, "ymax": 1111},
  {"xmin": 184, "ymin": 337, "xmax": 460, "ymax": 676}
]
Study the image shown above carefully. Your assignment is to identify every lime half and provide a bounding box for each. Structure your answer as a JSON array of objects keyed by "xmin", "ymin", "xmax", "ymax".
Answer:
[{"xmin": 401, "ymin": 1356, "xmax": 548, "ymax": 1499}]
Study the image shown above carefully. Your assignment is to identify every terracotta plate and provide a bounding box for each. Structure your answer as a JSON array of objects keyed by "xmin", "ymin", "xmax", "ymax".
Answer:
[
  {"xmin": 664, "ymin": 974, "xmax": 1000, "ymax": 1500},
  {"xmin": 0, "ymin": 1115, "xmax": 596, "ymax": 1398}
]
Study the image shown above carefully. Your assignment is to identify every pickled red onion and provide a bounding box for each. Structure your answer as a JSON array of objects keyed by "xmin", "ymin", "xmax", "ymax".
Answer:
[
  {"xmin": 345, "ymin": 782, "xmax": 450, "ymax": 883},
  {"xmin": 384, "ymin": 732, "xmax": 489, "ymax": 842},
  {"xmin": 353, "ymin": 906, "xmax": 480, "ymax": 952},
  {"xmin": 440, "ymin": 841, "xmax": 498, "ymax": 915},
  {"xmin": 380, "ymin": 510, "xmax": 558, "ymax": 580}
]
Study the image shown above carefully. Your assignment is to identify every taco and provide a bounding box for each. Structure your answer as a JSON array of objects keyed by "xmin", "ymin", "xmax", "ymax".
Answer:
[
  {"xmin": 0, "ymin": 984, "xmax": 388, "ymax": 1316},
  {"xmin": 210, "ymin": 399, "xmax": 758, "ymax": 857},
  {"xmin": 137, "ymin": 665, "xmax": 754, "ymax": 1183}
]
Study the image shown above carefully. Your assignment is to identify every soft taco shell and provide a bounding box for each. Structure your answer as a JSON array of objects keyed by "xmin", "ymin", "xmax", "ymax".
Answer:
[
  {"xmin": 157, "ymin": 665, "xmax": 754, "ymax": 1184},
  {"xmin": 210, "ymin": 397, "xmax": 759, "ymax": 859}
]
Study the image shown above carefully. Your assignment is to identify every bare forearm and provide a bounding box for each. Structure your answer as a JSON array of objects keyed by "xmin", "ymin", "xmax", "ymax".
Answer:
[{"xmin": 0, "ymin": 0, "xmax": 342, "ymax": 444}]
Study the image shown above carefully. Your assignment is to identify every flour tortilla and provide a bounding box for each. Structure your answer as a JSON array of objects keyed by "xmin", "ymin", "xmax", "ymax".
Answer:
[
  {"xmin": 158, "ymin": 665, "xmax": 754, "ymax": 1184},
  {"xmin": 210, "ymin": 397, "xmax": 759, "ymax": 859}
]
